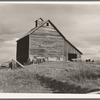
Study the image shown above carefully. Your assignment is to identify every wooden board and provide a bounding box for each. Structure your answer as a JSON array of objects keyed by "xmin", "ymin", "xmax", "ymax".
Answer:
[
  {"xmin": 17, "ymin": 35, "xmax": 29, "ymax": 64},
  {"xmin": 29, "ymin": 25, "xmax": 64, "ymax": 58}
]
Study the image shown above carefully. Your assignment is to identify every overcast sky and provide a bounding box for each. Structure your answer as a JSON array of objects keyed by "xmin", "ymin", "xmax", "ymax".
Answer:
[{"xmin": 0, "ymin": 3, "xmax": 100, "ymax": 62}]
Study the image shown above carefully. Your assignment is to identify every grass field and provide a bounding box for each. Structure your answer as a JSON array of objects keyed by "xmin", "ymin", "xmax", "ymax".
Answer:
[{"xmin": 0, "ymin": 61, "xmax": 100, "ymax": 93}]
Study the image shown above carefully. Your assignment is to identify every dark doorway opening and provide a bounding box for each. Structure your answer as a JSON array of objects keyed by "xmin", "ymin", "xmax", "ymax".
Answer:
[{"xmin": 68, "ymin": 53, "xmax": 77, "ymax": 61}]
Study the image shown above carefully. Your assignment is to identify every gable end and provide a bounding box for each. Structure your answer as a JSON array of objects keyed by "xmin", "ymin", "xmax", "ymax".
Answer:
[
  {"xmin": 48, "ymin": 20, "xmax": 83, "ymax": 55},
  {"xmin": 17, "ymin": 19, "xmax": 82, "ymax": 55}
]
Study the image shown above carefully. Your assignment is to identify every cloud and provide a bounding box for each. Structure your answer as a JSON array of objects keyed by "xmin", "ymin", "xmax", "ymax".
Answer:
[
  {"xmin": 3, "ymin": 38, "xmax": 18, "ymax": 45},
  {"xmin": 0, "ymin": 4, "xmax": 100, "ymax": 61},
  {"xmin": 83, "ymin": 36, "xmax": 100, "ymax": 46},
  {"xmin": 0, "ymin": 38, "xmax": 18, "ymax": 62},
  {"xmin": 0, "ymin": 45, "xmax": 16, "ymax": 62}
]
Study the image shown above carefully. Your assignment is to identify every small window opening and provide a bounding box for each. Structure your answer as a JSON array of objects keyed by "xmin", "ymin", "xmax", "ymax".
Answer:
[{"xmin": 47, "ymin": 23, "xmax": 49, "ymax": 26}]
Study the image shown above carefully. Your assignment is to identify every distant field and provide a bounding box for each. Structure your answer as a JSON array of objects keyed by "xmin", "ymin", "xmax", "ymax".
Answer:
[{"xmin": 0, "ymin": 61, "xmax": 100, "ymax": 93}]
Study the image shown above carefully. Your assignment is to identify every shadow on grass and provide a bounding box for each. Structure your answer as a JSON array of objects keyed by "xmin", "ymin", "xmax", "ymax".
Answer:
[{"xmin": 35, "ymin": 74, "xmax": 100, "ymax": 93}]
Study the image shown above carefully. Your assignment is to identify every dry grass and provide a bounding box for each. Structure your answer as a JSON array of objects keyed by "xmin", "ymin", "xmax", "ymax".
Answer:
[
  {"xmin": 64, "ymin": 63, "xmax": 100, "ymax": 91},
  {"xmin": 0, "ymin": 68, "xmax": 52, "ymax": 93},
  {"xmin": 0, "ymin": 61, "xmax": 100, "ymax": 93},
  {"xmin": 31, "ymin": 61, "xmax": 100, "ymax": 92}
]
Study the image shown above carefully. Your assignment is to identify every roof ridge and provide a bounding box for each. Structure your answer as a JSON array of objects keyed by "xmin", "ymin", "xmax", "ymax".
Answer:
[
  {"xmin": 35, "ymin": 18, "xmax": 44, "ymax": 21},
  {"xmin": 17, "ymin": 20, "xmax": 48, "ymax": 41},
  {"xmin": 16, "ymin": 19, "xmax": 82, "ymax": 54},
  {"xmin": 29, "ymin": 20, "xmax": 48, "ymax": 35},
  {"xmin": 48, "ymin": 20, "xmax": 83, "ymax": 54}
]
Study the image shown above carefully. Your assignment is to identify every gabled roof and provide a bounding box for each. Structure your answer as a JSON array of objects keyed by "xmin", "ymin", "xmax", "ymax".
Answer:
[
  {"xmin": 48, "ymin": 20, "xmax": 83, "ymax": 55},
  {"xmin": 17, "ymin": 19, "xmax": 82, "ymax": 54},
  {"xmin": 17, "ymin": 20, "xmax": 48, "ymax": 41},
  {"xmin": 35, "ymin": 18, "xmax": 44, "ymax": 22}
]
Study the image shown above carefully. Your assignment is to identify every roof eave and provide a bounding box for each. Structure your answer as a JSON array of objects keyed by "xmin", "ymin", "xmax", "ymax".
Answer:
[
  {"xmin": 48, "ymin": 20, "xmax": 83, "ymax": 55},
  {"xmin": 17, "ymin": 19, "xmax": 83, "ymax": 55},
  {"xmin": 16, "ymin": 20, "xmax": 48, "ymax": 42}
]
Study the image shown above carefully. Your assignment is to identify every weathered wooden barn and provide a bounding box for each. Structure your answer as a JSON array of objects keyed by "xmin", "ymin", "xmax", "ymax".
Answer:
[{"xmin": 16, "ymin": 18, "xmax": 82, "ymax": 64}]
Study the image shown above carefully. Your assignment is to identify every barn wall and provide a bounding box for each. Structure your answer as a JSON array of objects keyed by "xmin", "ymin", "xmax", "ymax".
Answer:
[
  {"xmin": 29, "ymin": 23, "xmax": 64, "ymax": 61},
  {"xmin": 64, "ymin": 40, "xmax": 81, "ymax": 61},
  {"xmin": 16, "ymin": 35, "xmax": 29, "ymax": 64}
]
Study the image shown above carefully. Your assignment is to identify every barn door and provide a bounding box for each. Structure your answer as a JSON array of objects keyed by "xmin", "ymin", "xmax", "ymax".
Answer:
[{"xmin": 68, "ymin": 53, "xmax": 77, "ymax": 61}]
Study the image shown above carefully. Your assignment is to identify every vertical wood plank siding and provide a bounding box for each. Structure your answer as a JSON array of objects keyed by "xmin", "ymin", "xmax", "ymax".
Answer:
[{"xmin": 16, "ymin": 35, "xmax": 29, "ymax": 64}]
